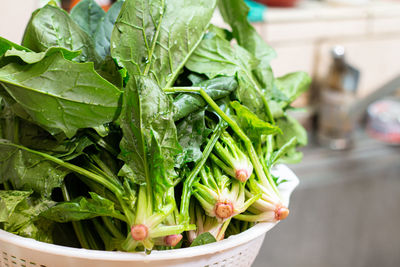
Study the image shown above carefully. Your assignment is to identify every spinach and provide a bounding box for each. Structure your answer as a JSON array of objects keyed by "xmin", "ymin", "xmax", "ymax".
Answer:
[
  {"xmin": 0, "ymin": 0, "xmax": 310, "ymax": 252},
  {"xmin": 173, "ymin": 76, "xmax": 238, "ymax": 121},
  {"xmin": 218, "ymin": 0, "xmax": 276, "ymax": 90},
  {"xmin": 176, "ymin": 109, "xmax": 210, "ymax": 165},
  {"xmin": 22, "ymin": 4, "xmax": 102, "ymax": 65},
  {"xmin": 185, "ymin": 30, "xmax": 271, "ymax": 121},
  {"xmin": 190, "ymin": 232, "xmax": 216, "ymax": 247},
  {"xmin": 274, "ymin": 71, "xmax": 311, "ymax": 107},
  {"xmin": 111, "ymin": 0, "xmax": 217, "ymax": 88},
  {"xmin": 0, "ymin": 190, "xmax": 32, "ymax": 222},
  {"xmin": 230, "ymin": 101, "xmax": 280, "ymax": 144},
  {"xmin": 0, "ymin": 50, "xmax": 122, "ymax": 137},
  {"xmin": 41, "ymin": 192, "xmax": 125, "ymax": 222},
  {"xmin": 2, "ymin": 195, "xmax": 56, "ymax": 242},
  {"xmin": 0, "ymin": 140, "xmax": 70, "ymax": 197},
  {"xmin": 71, "ymin": 0, "xmax": 124, "ymax": 59}
]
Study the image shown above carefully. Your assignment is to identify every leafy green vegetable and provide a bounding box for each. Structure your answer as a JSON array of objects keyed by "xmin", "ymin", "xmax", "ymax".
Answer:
[
  {"xmin": 22, "ymin": 4, "xmax": 101, "ymax": 65},
  {"xmin": 4, "ymin": 47, "xmax": 80, "ymax": 64},
  {"xmin": 190, "ymin": 232, "xmax": 216, "ymax": 247},
  {"xmin": 230, "ymin": 101, "xmax": 281, "ymax": 144},
  {"xmin": 0, "ymin": 190, "xmax": 32, "ymax": 222},
  {"xmin": 119, "ymin": 77, "xmax": 181, "ymax": 190},
  {"xmin": 41, "ymin": 192, "xmax": 125, "ymax": 222},
  {"xmin": 0, "ymin": 140, "xmax": 70, "ymax": 197},
  {"xmin": 274, "ymin": 115, "xmax": 307, "ymax": 163},
  {"xmin": 3, "ymin": 196, "xmax": 55, "ymax": 243},
  {"xmin": 0, "ymin": 0, "xmax": 308, "ymax": 253},
  {"xmin": 274, "ymin": 72, "xmax": 311, "ymax": 107},
  {"xmin": 218, "ymin": 0, "xmax": 276, "ymax": 90},
  {"xmin": 70, "ymin": 0, "xmax": 106, "ymax": 38},
  {"xmin": 71, "ymin": 0, "xmax": 124, "ymax": 59},
  {"xmin": 173, "ymin": 76, "xmax": 237, "ymax": 121},
  {"xmin": 185, "ymin": 30, "xmax": 271, "ymax": 121},
  {"xmin": 0, "ymin": 51, "xmax": 122, "ymax": 137},
  {"xmin": 111, "ymin": 0, "xmax": 217, "ymax": 88},
  {"xmin": 176, "ymin": 109, "xmax": 210, "ymax": 165}
]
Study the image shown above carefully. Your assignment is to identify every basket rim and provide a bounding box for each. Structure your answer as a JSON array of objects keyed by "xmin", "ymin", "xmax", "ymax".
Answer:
[
  {"xmin": 0, "ymin": 222, "xmax": 275, "ymax": 261},
  {"xmin": 0, "ymin": 164, "xmax": 299, "ymax": 261}
]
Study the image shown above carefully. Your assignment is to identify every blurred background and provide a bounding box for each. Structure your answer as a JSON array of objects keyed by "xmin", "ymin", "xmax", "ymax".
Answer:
[{"xmin": 0, "ymin": 0, "xmax": 399, "ymax": 266}]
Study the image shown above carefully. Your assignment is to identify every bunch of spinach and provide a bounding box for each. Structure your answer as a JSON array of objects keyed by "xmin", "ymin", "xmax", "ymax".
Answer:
[{"xmin": 0, "ymin": 0, "xmax": 310, "ymax": 251}]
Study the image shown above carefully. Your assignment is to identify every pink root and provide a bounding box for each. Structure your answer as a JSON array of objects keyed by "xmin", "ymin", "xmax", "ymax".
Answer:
[
  {"xmin": 215, "ymin": 201, "xmax": 234, "ymax": 219},
  {"xmin": 235, "ymin": 169, "xmax": 249, "ymax": 182},
  {"xmin": 164, "ymin": 234, "xmax": 183, "ymax": 247},
  {"xmin": 131, "ymin": 224, "xmax": 148, "ymax": 241},
  {"xmin": 274, "ymin": 206, "xmax": 289, "ymax": 221}
]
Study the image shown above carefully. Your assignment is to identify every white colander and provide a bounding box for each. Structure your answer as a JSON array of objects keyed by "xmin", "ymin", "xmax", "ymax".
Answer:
[{"xmin": 0, "ymin": 164, "xmax": 298, "ymax": 267}]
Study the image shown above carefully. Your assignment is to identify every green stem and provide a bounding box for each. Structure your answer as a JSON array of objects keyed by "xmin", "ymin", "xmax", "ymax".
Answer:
[
  {"xmin": 0, "ymin": 141, "xmax": 124, "ymax": 196},
  {"xmin": 102, "ymin": 217, "xmax": 124, "ymax": 239},
  {"xmin": 61, "ymin": 183, "xmax": 90, "ymax": 249},
  {"xmin": 3, "ymin": 181, "xmax": 11, "ymax": 190},
  {"xmin": 88, "ymin": 154, "xmax": 121, "ymax": 186},
  {"xmin": 165, "ymin": 88, "xmax": 280, "ymax": 199},
  {"xmin": 179, "ymin": 120, "xmax": 225, "ymax": 223},
  {"xmin": 217, "ymin": 218, "xmax": 231, "ymax": 241}
]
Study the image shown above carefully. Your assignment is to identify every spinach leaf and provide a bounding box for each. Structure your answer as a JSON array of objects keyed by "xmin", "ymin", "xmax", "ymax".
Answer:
[
  {"xmin": 190, "ymin": 232, "xmax": 216, "ymax": 247},
  {"xmin": 4, "ymin": 46, "xmax": 81, "ymax": 64},
  {"xmin": 173, "ymin": 76, "xmax": 238, "ymax": 121},
  {"xmin": 93, "ymin": 1, "xmax": 124, "ymax": 59},
  {"xmin": 40, "ymin": 192, "xmax": 124, "ymax": 222},
  {"xmin": 230, "ymin": 101, "xmax": 280, "ymax": 144},
  {"xmin": 111, "ymin": 0, "xmax": 217, "ymax": 88},
  {"xmin": 119, "ymin": 77, "xmax": 181, "ymax": 207},
  {"xmin": 71, "ymin": 0, "xmax": 124, "ymax": 59},
  {"xmin": 218, "ymin": 0, "xmax": 276, "ymax": 90},
  {"xmin": 0, "ymin": 51, "xmax": 122, "ymax": 137},
  {"xmin": 0, "ymin": 190, "xmax": 32, "ymax": 222},
  {"xmin": 275, "ymin": 115, "xmax": 307, "ymax": 164},
  {"xmin": 22, "ymin": 4, "xmax": 101, "ymax": 65},
  {"xmin": 186, "ymin": 31, "xmax": 269, "ymax": 120},
  {"xmin": 274, "ymin": 72, "xmax": 311, "ymax": 107},
  {"xmin": 176, "ymin": 109, "xmax": 210, "ymax": 166},
  {"xmin": 0, "ymin": 140, "xmax": 70, "ymax": 197},
  {"xmin": 70, "ymin": 0, "xmax": 105, "ymax": 38},
  {"xmin": 2, "ymin": 196, "xmax": 56, "ymax": 243}
]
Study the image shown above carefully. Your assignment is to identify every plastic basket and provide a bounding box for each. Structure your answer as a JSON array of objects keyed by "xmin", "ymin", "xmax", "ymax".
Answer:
[{"xmin": 0, "ymin": 164, "xmax": 299, "ymax": 267}]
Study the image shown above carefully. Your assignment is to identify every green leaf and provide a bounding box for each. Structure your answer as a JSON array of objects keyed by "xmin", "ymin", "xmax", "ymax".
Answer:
[
  {"xmin": 0, "ymin": 51, "xmax": 122, "ymax": 137},
  {"xmin": 0, "ymin": 37, "xmax": 32, "ymax": 67},
  {"xmin": 111, "ymin": 0, "xmax": 217, "ymax": 88},
  {"xmin": 186, "ymin": 31, "xmax": 269, "ymax": 120},
  {"xmin": 274, "ymin": 72, "xmax": 311, "ymax": 107},
  {"xmin": 70, "ymin": 0, "xmax": 106, "ymax": 38},
  {"xmin": 118, "ymin": 76, "xmax": 181, "ymax": 208},
  {"xmin": 173, "ymin": 76, "xmax": 238, "ymax": 121},
  {"xmin": 0, "ymin": 140, "xmax": 70, "ymax": 197},
  {"xmin": 93, "ymin": 0, "xmax": 124, "ymax": 59},
  {"xmin": 71, "ymin": 0, "xmax": 124, "ymax": 59},
  {"xmin": 218, "ymin": 0, "xmax": 276, "ymax": 90},
  {"xmin": 0, "ymin": 190, "xmax": 32, "ymax": 222},
  {"xmin": 22, "ymin": 5, "xmax": 101, "ymax": 65},
  {"xmin": 230, "ymin": 101, "xmax": 280, "ymax": 144},
  {"xmin": 4, "ymin": 47, "xmax": 81, "ymax": 64},
  {"xmin": 0, "ymin": 37, "xmax": 31, "ymax": 58},
  {"xmin": 40, "ymin": 192, "xmax": 123, "ymax": 222},
  {"xmin": 275, "ymin": 115, "xmax": 307, "ymax": 164},
  {"xmin": 3, "ymin": 196, "xmax": 56, "ymax": 243},
  {"xmin": 176, "ymin": 110, "xmax": 210, "ymax": 166},
  {"xmin": 190, "ymin": 232, "xmax": 216, "ymax": 247},
  {"xmin": 96, "ymin": 56, "xmax": 123, "ymax": 88}
]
